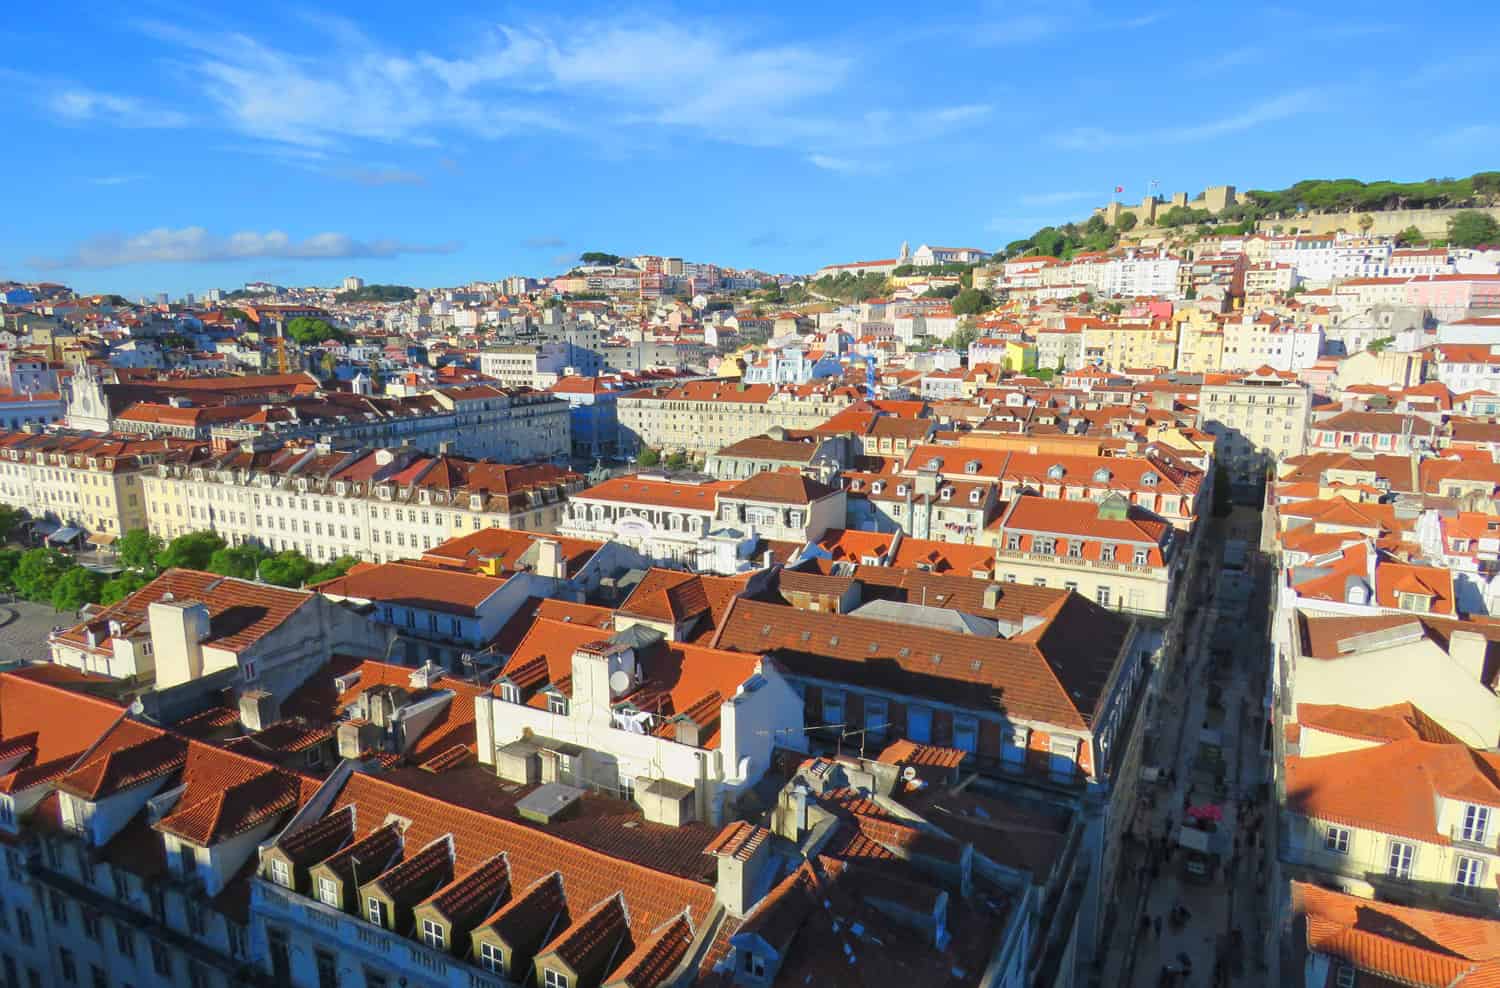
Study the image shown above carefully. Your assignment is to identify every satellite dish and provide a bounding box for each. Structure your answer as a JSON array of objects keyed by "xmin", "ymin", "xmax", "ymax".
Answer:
[
  {"xmin": 901, "ymin": 766, "xmax": 919, "ymax": 782},
  {"xmin": 128, "ymin": 698, "xmax": 145, "ymax": 718},
  {"xmin": 609, "ymin": 669, "xmax": 632, "ymax": 696}
]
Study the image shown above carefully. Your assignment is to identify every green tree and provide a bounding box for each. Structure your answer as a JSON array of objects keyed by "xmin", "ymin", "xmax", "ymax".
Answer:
[
  {"xmin": 308, "ymin": 555, "xmax": 360, "ymax": 585},
  {"xmin": 156, "ymin": 531, "xmax": 226, "ymax": 572},
  {"xmin": 283, "ymin": 317, "xmax": 344, "ymax": 346},
  {"xmin": 0, "ymin": 505, "xmax": 22, "ymax": 544},
  {"xmin": 0, "ymin": 549, "xmax": 20, "ymax": 593},
  {"xmin": 117, "ymin": 529, "xmax": 162, "ymax": 574},
  {"xmin": 951, "ymin": 288, "xmax": 992, "ymax": 316},
  {"xmin": 1448, "ymin": 211, "xmax": 1500, "ymax": 248},
  {"xmin": 50, "ymin": 567, "xmax": 102, "ymax": 612},
  {"xmin": 636, "ymin": 448, "xmax": 661, "ymax": 467},
  {"xmin": 945, "ymin": 325, "xmax": 981, "ymax": 352},
  {"xmin": 99, "ymin": 571, "xmax": 150, "ymax": 605},
  {"xmin": 921, "ymin": 285, "xmax": 960, "ymax": 300},
  {"xmin": 664, "ymin": 451, "xmax": 688, "ymax": 471},
  {"xmin": 1395, "ymin": 225, "xmax": 1426, "ymax": 246},
  {"xmin": 257, "ymin": 550, "xmax": 316, "ymax": 588},
  {"xmin": 1475, "ymin": 172, "xmax": 1500, "ymax": 203},
  {"xmin": 1114, "ymin": 211, "xmax": 1138, "ymax": 232},
  {"xmin": 579, "ymin": 252, "xmax": 623, "ymax": 266},
  {"xmin": 14, "ymin": 548, "xmax": 72, "ymax": 603},
  {"xmin": 1357, "ymin": 213, "xmax": 1375, "ymax": 234},
  {"xmin": 1368, "ymin": 336, "xmax": 1396, "ymax": 353},
  {"xmin": 208, "ymin": 543, "xmax": 272, "ymax": 580}
]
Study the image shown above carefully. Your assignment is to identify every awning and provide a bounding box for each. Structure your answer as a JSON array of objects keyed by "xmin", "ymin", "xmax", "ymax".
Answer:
[
  {"xmin": 46, "ymin": 526, "xmax": 83, "ymax": 544},
  {"xmin": 29, "ymin": 520, "xmax": 59, "ymax": 535},
  {"xmin": 87, "ymin": 533, "xmax": 118, "ymax": 546}
]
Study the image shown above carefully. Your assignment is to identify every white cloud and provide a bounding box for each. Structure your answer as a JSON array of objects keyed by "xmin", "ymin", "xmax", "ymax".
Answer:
[
  {"xmin": 114, "ymin": 16, "xmax": 981, "ymax": 160},
  {"xmin": 1051, "ymin": 90, "xmax": 1322, "ymax": 150},
  {"xmin": 338, "ymin": 167, "xmax": 425, "ymax": 186},
  {"xmin": 31, "ymin": 227, "xmax": 459, "ymax": 270},
  {"xmin": 807, "ymin": 154, "xmax": 863, "ymax": 173},
  {"xmin": 46, "ymin": 86, "xmax": 189, "ymax": 128}
]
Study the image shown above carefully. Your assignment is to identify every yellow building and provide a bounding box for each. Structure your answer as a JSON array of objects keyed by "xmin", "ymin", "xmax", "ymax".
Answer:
[
  {"xmin": 1003, "ymin": 340, "xmax": 1038, "ymax": 373},
  {"xmin": 1083, "ymin": 323, "xmax": 1175, "ymax": 370},
  {"xmin": 1173, "ymin": 308, "xmax": 1225, "ymax": 374}
]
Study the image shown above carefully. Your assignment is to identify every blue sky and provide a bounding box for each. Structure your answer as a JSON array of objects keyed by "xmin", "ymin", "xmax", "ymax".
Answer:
[{"xmin": 2, "ymin": 1, "xmax": 1497, "ymax": 298}]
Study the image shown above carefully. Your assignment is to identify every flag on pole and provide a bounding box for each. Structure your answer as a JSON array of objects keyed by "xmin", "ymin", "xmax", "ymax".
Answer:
[{"xmin": 1114, "ymin": 185, "xmax": 1124, "ymax": 193}]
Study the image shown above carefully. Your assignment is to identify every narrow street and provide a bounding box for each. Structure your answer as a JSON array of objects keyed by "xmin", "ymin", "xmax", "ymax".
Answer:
[{"xmin": 1101, "ymin": 506, "xmax": 1276, "ymax": 987}]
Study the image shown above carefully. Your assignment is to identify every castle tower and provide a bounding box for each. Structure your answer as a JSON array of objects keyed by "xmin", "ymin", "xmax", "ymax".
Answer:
[{"xmin": 899, "ymin": 240, "xmax": 911, "ymax": 262}]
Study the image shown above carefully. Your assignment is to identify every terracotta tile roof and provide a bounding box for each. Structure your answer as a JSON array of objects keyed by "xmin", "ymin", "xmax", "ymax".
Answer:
[
  {"xmin": 703, "ymin": 822, "xmax": 768, "ymax": 862},
  {"xmin": 421, "ymin": 528, "xmax": 600, "ymax": 576},
  {"xmin": 876, "ymin": 739, "xmax": 970, "ymax": 770},
  {"xmin": 1297, "ymin": 702, "xmax": 1465, "ymax": 747},
  {"xmin": 618, "ymin": 569, "xmax": 712, "ymax": 624},
  {"xmin": 58, "ymin": 731, "xmax": 185, "ymax": 800},
  {"xmin": 723, "ymin": 470, "xmax": 839, "ymax": 505},
  {"xmin": 320, "ymin": 820, "xmax": 405, "ymax": 886},
  {"xmin": 476, "ymin": 870, "xmax": 567, "ymax": 958},
  {"xmin": 712, "ymin": 595, "xmax": 1128, "ymax": 731},
  {"xmin": 421, "ymin": 850, "xmax": 510, "ymax": 930},
  {"xmin": 1375, "ymin": 562, "xmax": 1456, "ymax": 616},
  {"xmin": 604, "ymin": 912, "xmax": 694, "ymax": 988},
  {"xmin": 276, "ymin": 804, "xmax": 356, "ymax": 866},
  {"xmin": 155, "ymin": 745, "xmax": 303, "ymax": 845},
  {"xmin": 538, "ymin": 892, "xmax": 630, "ymax": 980},
  {"xmin": 0, "ymin": 670, "xmax": 130, "ymax": 764},
  {"xmin": 711, "ymin": 436, "xmax": 821, "ymax": 462},
  {"xmin": 1285, "ymin": 738, "xmax": 1500, "ymax": 843},
  {"xmin": 368, "ymin": 834, "xmax": 454, "ymax": 905},
  {"xmin": 52, "ymin": 569, "xmax": 312, "ymax": 656},
  {"xmin": 573, "ymin": 476, "xmax": 736, "ymax": 511},
  {"xmin": 326, "ymin": 771, "xmax": 717, "ymax": 938},
  {"xmin": 1293, "ymin": 881, "xmax": 1500, "ymax": 987},
  {"xmin": 314, "ymin": 561, "xmax": 507, "ymax": 616},
  {"xmin": 1000, "ymin": 493, "xmax": 1170, "ymax": 549}
]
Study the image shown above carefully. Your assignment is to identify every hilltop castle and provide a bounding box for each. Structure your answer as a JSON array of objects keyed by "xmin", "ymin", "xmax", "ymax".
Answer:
[{"xmin": 1095, "ymin": 184, "xmax": 1240, "ymax": 226}]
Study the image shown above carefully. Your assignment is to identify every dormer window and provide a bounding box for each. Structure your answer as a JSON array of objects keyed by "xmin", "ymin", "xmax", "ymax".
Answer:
[
  {"xmin": 499, "ymin": 682, "xmax": 521, "ymax": 704},
  {"xmin": 969, "ymin": 490, "xmax": 981, "ymax": 504},
  {"xmin": 965, "ymin": 460, "xmax": 981, "ymax": 474},
  {"xmin": 1047, "ymin": 464, "xmax": 1064, "ymax": 480},
  {"xmin": 872, "ymin": 481, "xmax": 885, "ymax": 494},
  {"xmin": 940, "ymin": 488, "xmax": 953, "ymax": 501},
  {"xmin": 1397, "ymin": 591, "xmax": 1432, "ymax": 614},
  {"xmin": 547, "ymin": 693, "xmax": 569, "ymax": 716},
  {"xmin": 1094, "ymin": 467, "xmax": 1111, "ymax": 483},
  {"xmin": 926, "ymin": 457, "xmax": 943, "ymax": 470},
  {"xmin": 896, "ymin": 484, "xmax": 908, "ymax": 496},
  {"xmin": 1141, "ymin": 471, "xmax": 1158, "ymax": 486}
]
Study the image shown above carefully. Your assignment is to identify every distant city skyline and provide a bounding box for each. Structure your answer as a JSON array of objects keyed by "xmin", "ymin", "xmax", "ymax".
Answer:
[{"xmin": 2, "ymin": 0, "xmax": 1497, "ymax": 296}]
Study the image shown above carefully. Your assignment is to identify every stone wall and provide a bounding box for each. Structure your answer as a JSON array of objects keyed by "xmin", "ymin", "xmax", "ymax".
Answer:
[{"xmin": 1253, "ymin": 206, "xmax": 1500, "ymax": 239}]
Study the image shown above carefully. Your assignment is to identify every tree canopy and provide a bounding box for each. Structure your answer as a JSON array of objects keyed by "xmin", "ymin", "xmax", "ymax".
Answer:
[
  {"xmin": 334, "ymin": 284, "xmax": 416, "ymax": 303},
  {"xmin": 950, "ymin": 288, "xmax": 992, "ymax": 316},
  {"xmin": 283, "ymin": 317, "xmax": 346, "ymax": 346},
  {"xmin": 14, "ymin": 548, "xmax": 72, "ymax": 603},
  {"xmin": 99, "ymin": 571, "xmax": 150, "ymax": 605},
  {"xmin": 0, "ymin": 505, "xmax": 22, "ymax": 544},
  {"xmin": 50, "ymin": 568, "xmax": 102, "ymax": 612},
  {"xmin": 1448, "ymin": 211, "xmax": 1500, "ymax": 248},
  {"xmin": 118, "ymin": 530, "xmax": 163, "ymax": 575},
  {"xmin": 579, "ymin": 252, "xmax": 623, "ymax": 266},
  {"xmin": 156, "ymin": 531, "xmax": 226, "ymax": 572}
]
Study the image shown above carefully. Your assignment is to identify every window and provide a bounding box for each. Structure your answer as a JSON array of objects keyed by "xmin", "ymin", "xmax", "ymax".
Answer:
[
  {"xmin": 90, "ymin": 965, "xmax": 106, "ymax": 988},
  {"xmin": 743, "ymin": 951, "xmax": 767, "ymax": 977},
  {"xmin": 268, "ymin": 930, "xmax": 290, "ymax": 983},
  {"xmin": 59, "ymin": 950, "xmax": 76, "ymax": 984},
  {"xmin": 1387, "ymin": 840, "xmax": 1415, "ymax": 880},
  {"xmin": 421, "ymin": 919, "xmax": 446, "ymax": 950},
  {"xmin": 317, "ymin": 876, "xmax": 341, "ymax": 908},
  {"xmin": 316, "ymin": 950, "xmax": 339, "ymax": 988},
  {"xmin": 270, "ymin": 858, "xmax": 291, "ymax": 887},
  {"xmin": 822, "ymin": 690, "xmax": 844, "ymax": 724},
  {"xmin": 1067, "ymin": 540, "xmax": 1083, "ymax": 558},
  {"xmin": 83, "ymin": 910, "xmax": 100, "ymax": 940},
  {"xmin": 366, "ymin": 897, "xmax": 385, "ymax": 927},
  {"xmin": 547, "ymin": 694, "xmax": 569, "ymax": 716},
  {"xmin": 952, "ymin": 716, "xmax": 978, "ymax": 753},
  {"xmin": 1323, "ymin": 826, "xmax": 1350, "ymax": 855},
  {"xmin": 1462, "ymin": 805, "xmax": 1491, "ymax": 844},
  {"xmin": 1335, "ymin": 965, "xmax": 1356, "ymax": 988},
  {"xmin": 499, "ymin": 682, "xmax": 521, "ymax": 704},
  {"xmin": 479, "ymin": 943, "xmax": 505, "ymax": 974},
  {"xmin": 1133, "ymin": 548, "xmax": 1150, "ymax": 566},
  {"xmin": 543, "ymin": 971, "xmax": 570, "ymax": 988},
  {"xmin": 178, "ymin": 844, "xmax": 197, "ymax": 879},
  {"xmin": 17, "ymin": 909, "xmax": 32, "ymax": 945},
  {"xmin": 49, "ymin": 891, "xmax": 67, "ymax": 926},
  {"xmin": 1096, "ymin": 586, "xmax": 1111, "ymax": 607},
  {"xmin": 364, "ymin": 970, "xmax": 389, "ymax": 988},
  {"xmin": 1049, "ymin": 739, "xmax": 1077, "ymax": 780}
]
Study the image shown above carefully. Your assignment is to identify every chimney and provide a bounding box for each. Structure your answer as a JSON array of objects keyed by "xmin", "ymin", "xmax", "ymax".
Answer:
[
  {"xmin": 710, "ymin": 824, "xmax": 772, "ymax": 918},
  {"xmin": 149, "ymin": 600, "xmax": 211, "ymax": 689},
  {"xmin": 534, "ymin": 538, "xmax": 564, "ymax": 580},
  {"xmin": 238, "ymin": 690, "xmax": 279, "ymax": 732},
  {"xmin": 1450, "ymin": 630, "xmax": 1489, "ymax": 683},
  {"xmin": 674, "ymin": 717, "xmax": 702, "ymax": 747},
  {"xmin": 983, "ymin": 584, "xmax": 1001, "ymax": 610},
  {"xmin": 409, "ymin": 661, "xmax": 445, "ymax": 690}
]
